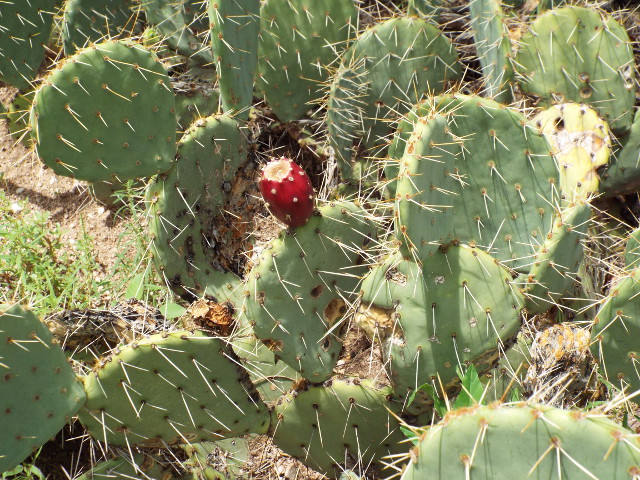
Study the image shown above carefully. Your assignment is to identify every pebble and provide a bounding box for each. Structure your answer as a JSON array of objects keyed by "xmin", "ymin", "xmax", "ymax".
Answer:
[
  {"xmin": 10, "ymin": 202, "xmax": 22, "ymax": 214},
  {"xmin": 15, "ymin": 187, "xmax": 24, "ymax": 194}
]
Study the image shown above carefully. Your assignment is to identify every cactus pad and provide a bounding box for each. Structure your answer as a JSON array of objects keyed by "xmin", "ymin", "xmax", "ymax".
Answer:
[
  {"xmin": 143, "ymin": 0, "xmax": 213, "ymax": 66},
  {"xmin": 532, "ymin": 103, "xmax": 611, "ymax": 203},
  {"xmin": 625, "ymin": 227, "xmax": 640, "ymax": 271},
  {"xmin": 401, "ymin": 403, "xmax": 640, "ymax": 479},
  {"xmin": 356, "ymin": 245, "xmax": 523, "ymax": 406},
  {"xmin": 257, "ymin": 0, "xmax": 357, "ymax": 122},
  {"xmin": 147, "ymin": 114, "xmax": 245, "ymax": 300},
  {"xmin": 76, "ymin": 454, "xmax": 176, "ymax": 480},
  {"xmin": 62, "ymin": 0, "xmax": 137, "ymax": 55},
  {"xmin": 591, "ymin": 270, "xmax": 640, "ymax": 392},
  {"xmin": 393, "ymin": 95, "xmax": 559, "ymax": 271},
  {"xmin": 327, "ymin": 17, "xmax": 461, "ymax": 177},
  {"xmin": 522, "ymin": 202, "xmax": 590, "ymax": 314},
  {"xmin": 0, "ymin": 305, "xmax": 86, "ymax": 472},
  {"xmin": 243, "ymin": 201, "xmax": 376, "ymax": 382},
  {"xmin": 270, "ymin": 378, "xmax": 404, "ymax": 478},
  {"xmin": 209, "ymin": 0, "xmax": 260, "ymax": 120},
  {"xmin": 79, "ymin": 331, "xmax": 270, "ymax": 446},
  {"xmin": 515, "ymin": 6, "xmax": 636, "ymax": 133},
  {"xmin": 601, "ymin": 109, "xmax": 640, "ymax": 197},
  {"xmin": 31, "ymin": 40, "xmax": 176, "ymax": 182},
  {"xmin": 468, "ymin": 0, "xmax": 514, "ymax": 103},
  {"xmin": 0, "ymin": 0, "xmax": 55, "ymax": 90}
]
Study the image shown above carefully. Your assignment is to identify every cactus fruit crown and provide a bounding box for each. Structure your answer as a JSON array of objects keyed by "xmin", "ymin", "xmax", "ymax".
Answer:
[{"xmin": 259, "ymin": 157, "xmax": 315, "ymax": 227}]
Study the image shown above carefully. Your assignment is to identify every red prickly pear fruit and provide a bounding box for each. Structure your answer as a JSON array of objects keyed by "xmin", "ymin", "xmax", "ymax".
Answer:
[{"xmin": 259, "ymin": 157, "xmax": 315, "ymax": 227}]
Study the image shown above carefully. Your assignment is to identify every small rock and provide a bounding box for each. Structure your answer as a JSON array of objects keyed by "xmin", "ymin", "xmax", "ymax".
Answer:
[
  {"xmin": 15, "ymin": 187, "xmax": 24, "ymax": 194},
  {"xmin": 10, "ymin": 202, "xmax": 23, "ymax": 214}
]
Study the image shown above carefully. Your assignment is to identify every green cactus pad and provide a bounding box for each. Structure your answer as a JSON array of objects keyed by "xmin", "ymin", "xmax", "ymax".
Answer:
[
  {"xmin": 174, "ymin": 83, "xmax": 221, "ymax": 131},
  {"xmin": 393, "ymin": 95, "xmax": 559, "ymax": 272},
  {"xmin": 79, "ymin": 331, "xmax": 270, "ymax": 446},
  {"xmin": 231, "ymin": 332, "xmax": 300, "ymax": 404},
  {"xmin": 270, "ymin": 378, "xmax": 405, "ymax": 478},
  {"xmin": 209, "ymin": 0, "xmax": 260, "ymax": 120},
  {"xmin": 591, "ymin": 271, "xmax": 640, "ymax": 392},
  {"xmin": 601, "ymin": 109, "xmax": 640, "ymax": 197},
  {"xmin": 0, "ymin": 0, "xmax": 55, "ymax": 90},
  {"xmin": 143, "ymin": 0, "xmax": 213, "ymax": 66},
  {"xmin": 62, "ymin": 0, "xmax": 138, "ymax": 55},
  {"xmin": 147, "ymin": 115, "xmax": 247, "ymax": 301},
  {"xmin": 532, "ymin": 103, "xmax": 611, "ymax": 204},
  {"xmin": 147, "ymin": 114, "xmax": 245, "ymax": 301},
  {"xmin": 6, "ymin": 92, "xmax": 34, "ymax": 147},
  {"xmin": 0, "ymin": 305, "xmax": 86, "ymax": 472},
  {"xmin": 408, "ymin": 0, "xmax": 442, "ymax": 18},
  {"xmin": 243, "ymin": 201, "xmax": 376, "ymax": 382},
  {"xmin": 468, "ymin": 0, "xmax": 514, "ymax": 103},
  {"xmin": 522, "ymin": 202, "xmax": 590, "ymax": 315},
  {"xmin": 356, "ymin": 245, "xmax": 523, "ymax": 406},
  {"xmin": 76, "ymin": 454, "xmax": 179, "ymax": 480},
  {"xmin": 257, "ymin": 0, "xmax": 357, "ymax": 122},
  {"xmin": 515, "ymin": 6, "xmax": 636, "ymax": 133},
  {"xmin": 401, "ymin": 403, "xmax": 640, "ymax": 479},
  {"xmin": 326, "ymin": 16, "xmax": 461, "ymax": 178},
  {"xmin": 31, "ymin": 40, "xmax": 176, "ymax": 182},
  {"xmin": 481, "ymin": 332, "xmax": 531, "ymax": 403},
  {"xmin": 182, "ymin": 438, "xmax": 250, "ymax": 480},
  {"xmin": 625, "ymin": 227, "xmax": 640, "ymax": 271}
]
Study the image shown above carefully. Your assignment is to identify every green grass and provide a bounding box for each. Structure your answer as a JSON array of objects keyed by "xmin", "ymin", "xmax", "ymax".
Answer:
[
  {"xmin": 0, "ymin": 190, "xmax": 108, "ymax": 315},
  {"xmin": 107, "ymin": 182, "xmax": 186, "ymax": 319},
  {"xmin": 0, "ymin": 185, "xmax": 179, "ymax": 319}
]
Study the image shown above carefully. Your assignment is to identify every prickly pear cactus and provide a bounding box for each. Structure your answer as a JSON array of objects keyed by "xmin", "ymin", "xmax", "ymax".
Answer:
[
  {"xmin": 62, "ymin": 0, "xmax": 138, "ymax": 55},
  {"xmin": 625, "ymin": 227, "xmax": 640, "ymax": 271},
  {"xmin": 356, "ymin": 245, "xmax": 523, "ymax": 406},
  {"xmin": 30, "ymin": 40, "xmax": 176, "ymax": 182},
  {"xmin": 601, "ymin": 108, "xmax": 640, "ymax": 197},
  {"xmin": 270, "ymin": 378, "xmax": 405, "ymax": 479},
  {"xmin": 532, "ymin": 103, "xmax": 611, "ymax": 203},
  {"xmin": 79, "ymin": 331, "xmax": 270, "ymax": 446},
  {"xmin": 408, "ymin": 0, "xmax": 442, "ymax": 18},
  {"xmin": 327, "ymin": 16, "xmax": 461, "ymax": 179},
  {"xmin": 6, "ymin": 92, "xmax": 33, "ymax": 147},
  {"xmin": 401, "ymin": 403, "xmax": 640, "ymax": 479},
  {"xmin": 393, "ymin": 95, "xmax": 559, "ymax": 271},
  {"xmin": 0, "ymin": 305, "xmax": 86, "ymax": 472},
  {"xmin": 147, "ymin": 114, "xmax": 245, "ymax": 301},
  {"xmin": 468, "ymin": 0, "xmax": 514, "ymax": 103},
  {"xmin": 209, "ymin": 0, "xmax": 260, "ymax": 120},
  {"xmin": 143, "ymin": 0, "xmax": 213, "ymax": 66},
  {"xmin": 257, "ymin": 0, "xmax": 357, "ymax": 122},
  {"xmin": 231, "ymin": 332, "xmax": 300, "ymax": 403},
  {"xmin": 182, "ymin": 438, "xmax": 249, "ymax": 480},
  {"xmin": 522, "ymin": 201, "xmax": 590, "ymax": 315},
  {"xmin": 515, "ymin": 6, "xmax": 636, "ymax": 133},
  {"xmin": 243, "ymin": 201, "xmax": 375, "ymax": 382},
  {"xmin": 0, "ymin": 0, "xmax": 55, "ymax": 90},
  {"xmin": 76, "ymin": 454, "xmax": 177, "ymax": 480},
  {"xmin": 591, "ymin": 270, "xmax": 640, "ymax": 392},
  {"xmin": 481, "ymin": 332, "xmax": 531, "ymax": 403},
  {"xmin": 174, "ymin": 82, "xmax": 221, "ymax": 130}
]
